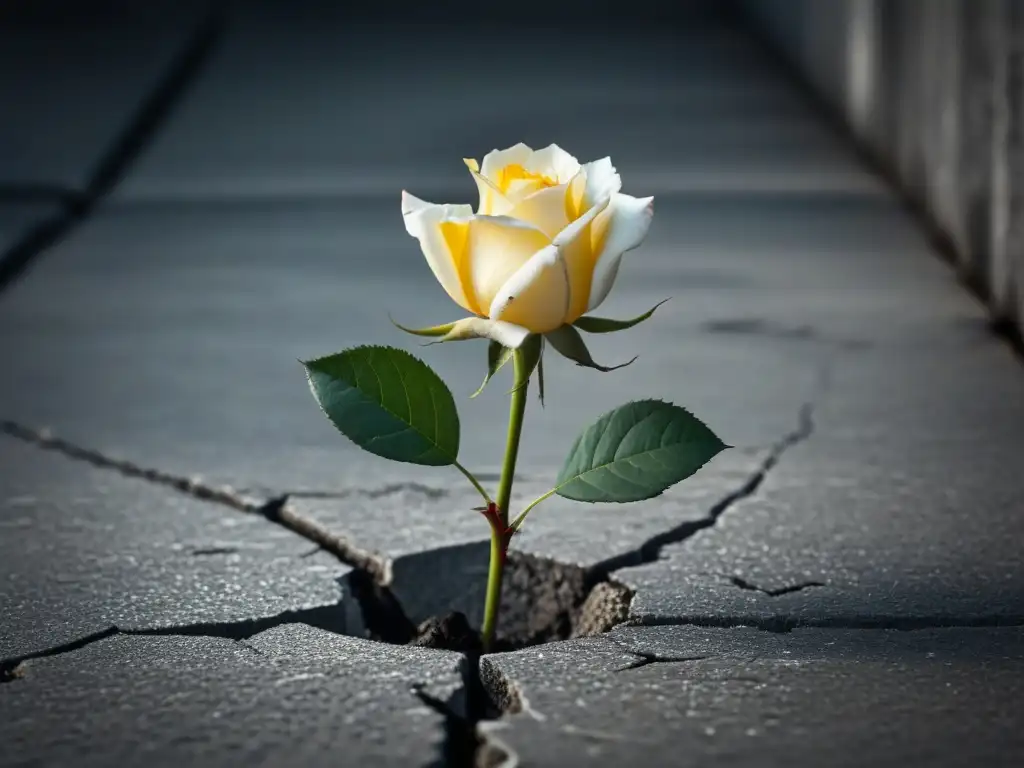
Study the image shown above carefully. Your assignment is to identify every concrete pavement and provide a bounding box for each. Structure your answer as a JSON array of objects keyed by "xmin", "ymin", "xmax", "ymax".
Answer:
[{"xmin": 1, "ymin": 3, "xmax": 1022, "ymax": 766}]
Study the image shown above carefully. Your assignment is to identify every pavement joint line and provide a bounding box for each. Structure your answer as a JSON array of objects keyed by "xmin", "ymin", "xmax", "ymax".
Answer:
[
  {"xmin": 612, "ymin": 652, "xmax": 712, "ymax": 673},
  {"xmin": 0, "ymin": 418, "xmax": 388, "ymax": 580},
  {"xmin": 0, "ymin": 184, "xmax": 86, "ymax": 206},
  {"xmin": 0, "ymin": 8, "xmax": 226, "ymax": 295},
  {"xmin": 587, "ymin": 363, "xmax": 827, "ymax": 580},
  {"xmin": 625, "ymin": 614, "xmax": 1024, "ymax": 633},
  {"xmin": 723, "ymin": 575, "xmax": 827, "ymax": 597},
  {"xmin": 0, "ymin": 601, "xmax": 348, "ymax": 683},
  {"xmin": 249, "ymin": 482, "xmax": 451, "ymax": 501}
]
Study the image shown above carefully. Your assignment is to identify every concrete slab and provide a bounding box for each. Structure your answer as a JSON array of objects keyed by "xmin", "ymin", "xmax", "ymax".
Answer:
[
  {"xmin": 0, "ymin": 438, "xmax": 341, "ymax": 660},
  {"xmin": 115, "ymin": 9, "xmax": 881, "ymax": 204},
  {"xmin": 482, "ymin": 625, "xmax": 1024, "ymax": 767},
  {"xmin": 621, "ymin": 319, "xmax": 1024, "ymax": 624},
  {"xmin": 0, "ymin": 625, "xmax": 461, "ymax": 768},
  {"xmin": 0, "ymin": 204, "xmax": 59, "ymax": 255},
  {"xmin": 0, "ymin": 1, "xmax": 212, "ymax": 189}
]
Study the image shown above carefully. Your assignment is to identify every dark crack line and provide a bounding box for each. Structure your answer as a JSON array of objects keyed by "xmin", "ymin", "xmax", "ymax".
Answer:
[
  {"xmin": 588, "ymin": 399, "xmax": 817, "ymax": 579},
  {"xmin": 627, "ymin": 614, "xmax": 1024, "ymax": 634},
  {"xmin": 0, "ymin": 9, "xmax": 225, "ymax": 295},
  {"xmin": 0, "ymin": 184, "xmax": 86, "ymax": 206},
  {"xmin": 189, "ymin": 545, "xmax": 240, "ymax": 556},
  {"xmin": 413, "ymin": 654, "xmax": 502, "ymax": 768},
  {"xmin": 700, "ymin": 318, "xmax": 871, "ymax": 352},
  {"xmin": 278, "ymin": 482, "xmax": 450, "ymax": 501},
  {"xmin": 725, "ymin": 575, "xmax": 826, "ymax": 597},
  {"xmin": 0, "ymin": 601, "xmax": 347, "ymax": 681},
  {"xmin": 0, "ymin": 420, "xmax": 387, "ymax": 579},
  {"xmin": 613, "ymin": 652, "xmax": 710, "ymax": 673},
  {"xmin": 0, "ymin": 422, "xmax": 255, "ymax": 511}
]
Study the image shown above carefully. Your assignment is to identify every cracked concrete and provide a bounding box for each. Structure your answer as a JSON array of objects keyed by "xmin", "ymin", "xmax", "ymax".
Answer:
[
  {"xmin": 2, "ymin": 3, "xmax": 1024, "ymax": 767},
  {"xmin": 482, "ymin": 625, "xmax": 1024, "ymax": 766},
  {"xmin": 588, "ymin": 394, "xmax": 820, "ymax": 579},
  {"xmin": 0, "ymin": 4, "xmax": 224, "ymax": 294},
  {"xmin": 0, "ymin": 438, "xmax": 343, "ymax": 659},
  {"xmin": 0, "ymin": 626, "xmax": 464, "ymax": 768}
]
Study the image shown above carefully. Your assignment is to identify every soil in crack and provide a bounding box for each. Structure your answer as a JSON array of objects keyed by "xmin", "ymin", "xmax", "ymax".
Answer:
[{"xmin": 343, "ymin": 541, "xmax": 633, "ymax": 653}]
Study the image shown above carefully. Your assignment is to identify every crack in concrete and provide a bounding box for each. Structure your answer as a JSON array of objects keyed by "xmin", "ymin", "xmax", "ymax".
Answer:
[
  {"xmin": 0, "ymin": 420, "xmax": 387, "ymax": 580},
  {"xmin": 588, "ymin": 397, "xmax": 818, "ymax": 579},
  {"xmin": 725, "ymin": 575, "xmax": 826, "ymax": 597},
  {"xmin": 613, "ymin": 651, "xmax": 711, "ymax": 673},
  {"xmin": 414, "ymin": 654, "xmax": 509, "ymax": 768},
  {"xmin": 275, "ymin": 482, "xmax": 450, "ymax": 501},
  {"xmin": 627, "ymin": 614, "xmax": 1024, "ymax": 633},
  {"xmin": 0, "ymin": 9, "xmax": 225, "ymax": 295},
  {"xmin": 0, "ymin": 601, "xmax": 347, "ymax": 683},
  {"xmin": 188, "ymin": 545, "xmax": 240, "ymax": 557},
  {"xmin": 0, "ymin": 184, "xmax": 86, "ymax": 206},
  {"xmin": 701, "ymin": 318, "xmax": 871, "ymax": 351}
]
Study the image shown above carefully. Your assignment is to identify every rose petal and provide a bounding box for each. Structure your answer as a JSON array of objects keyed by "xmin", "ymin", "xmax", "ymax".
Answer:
[
  {"xmin": 487, "ymin": 243, "xmax": 569, "ymax": 333},
  {"xmin": 580, "ymin": 157, "xmax": 622, "ymax": 212},
  {"xmin": 478, "ymin": 143, "xmax": 580, "ymax": 206},
  {"xmin": 490, "ymin": 196, "xmax": 609, "ymax": 331},
  {"xmin": 587, "ymin": 194, "xmax": 655, "ymax": 312},
  {"xmin": 441, "ymin": 215, "xmax": 552, "ymax": 315},
  {"xmin": 556, "ymin": 194, "xmax": 613, "ymax": 323},
  {"xmin": 510, "ymin": 184, "xmax": 572, "ymax": 238},
  {"xmin": 480, "ymin": 143, "xmax": 534, "ymax": 183},
  {"xmin": 526, "ymin": 144, "xmax": 582, "ymax": 184},
  {"xmin": 401, "ymin": 191, "xmax": 475, "ymax": 312},
  {"xmin": 465, "ymin": 158, "xmax": 513, "ymax": 216}
]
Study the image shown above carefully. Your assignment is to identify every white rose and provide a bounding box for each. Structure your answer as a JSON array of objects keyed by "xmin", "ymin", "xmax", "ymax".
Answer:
[{"xmin": 401, "ymin": 143, "xmax": 654, "ymax": 348}]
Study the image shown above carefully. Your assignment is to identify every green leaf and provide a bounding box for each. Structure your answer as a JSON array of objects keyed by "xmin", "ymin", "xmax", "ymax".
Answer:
[
  {"xmin": 471, "ymin": 341, "xmax": 513, "ymax": 398},
  {"xmin": 554, "ymin": 400, "xmax": 727, "ymax": 503},
  {"xmin": 573, "ymin": 298, "xmax": 669, "ymax": 334},
  {"xmin": 303, "ymin": 346, "xmax": 460, "ymax": 466},
  {"xmin": 545, "ymin": 324, "xmax": 636, "ymax": 372}
]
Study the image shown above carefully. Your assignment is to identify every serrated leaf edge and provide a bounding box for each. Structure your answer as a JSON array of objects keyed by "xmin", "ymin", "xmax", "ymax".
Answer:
[
  {"xmin": 302, "ymin": 344, "xmax": 459, "ymax": 463},
  {"xmin": 553, "ymin": 398, "xmax": 729, "ymax": 503}
]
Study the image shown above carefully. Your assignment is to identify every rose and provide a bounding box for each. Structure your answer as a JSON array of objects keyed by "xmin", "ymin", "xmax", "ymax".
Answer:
[
  {"xmin": 400, "ymin": 143, "xmax": 654, "ymax": 351},
  {"xmin": 305, "ymin": 143, "xmax": 724, "ymax": 654}
]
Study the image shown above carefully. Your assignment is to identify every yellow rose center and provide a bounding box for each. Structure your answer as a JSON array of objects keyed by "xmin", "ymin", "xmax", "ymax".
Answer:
[{"xmin": 495, "ymin": 164, "xmax": 559, "ymax": 194}]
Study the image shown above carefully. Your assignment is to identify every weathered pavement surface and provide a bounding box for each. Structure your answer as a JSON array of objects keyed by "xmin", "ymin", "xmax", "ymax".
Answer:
[{"xmin": 2, "ymin": 3, "xmax": 1023, "ymax": 766}]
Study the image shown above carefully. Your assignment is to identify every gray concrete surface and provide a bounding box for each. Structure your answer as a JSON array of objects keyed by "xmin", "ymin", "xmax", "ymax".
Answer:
[
  {"xmin": 0, "ymin": 438, "xmax": 341, "ymax": 660},
  {"xmin": 1, "ymin": 3, "xmax": 1023, "ymax": 767},
  {"xmin": 1, "ymin": 625, "xmax": 462, "ymax": 768},
  {"xmin": 0, "ymin": 1, "xmax": 210, "ymax": 190},
  {"xmin": 483, "ymin": 625, "xmax": 1024, "ymax": 767}
]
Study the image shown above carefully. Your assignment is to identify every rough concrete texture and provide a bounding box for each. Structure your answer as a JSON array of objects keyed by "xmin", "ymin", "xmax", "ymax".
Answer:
[
  {"xmin": 0, "ymin": 626, "xmax": 463, "ymax": 768},
  {"xmin": 1, "ymin": 2, "xmax": 1023, "ymax": 767},
  {"xmin": 0, "ymin": 438, "xmax": 343, "ymax": 660},
  {"xmin": 483, "ymin": 625, "xmax": 1024, "ymax": 766}
]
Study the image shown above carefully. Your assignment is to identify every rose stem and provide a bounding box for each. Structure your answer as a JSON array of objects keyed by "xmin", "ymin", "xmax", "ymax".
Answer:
[{"xmin": 480, "ymin": 348, "xmax": 530, "ymax": 652}]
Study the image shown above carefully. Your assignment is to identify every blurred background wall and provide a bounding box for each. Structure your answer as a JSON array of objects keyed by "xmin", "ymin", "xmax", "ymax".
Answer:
[{"xmin": 739, "ymin": 0, "xmax": 1024, "ymax": 341}]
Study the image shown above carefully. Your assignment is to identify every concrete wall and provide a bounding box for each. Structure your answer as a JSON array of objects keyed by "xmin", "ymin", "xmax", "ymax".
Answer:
[{"xmin": 739, "ymin": 0, "xmax": 1024, "ymax": 337}]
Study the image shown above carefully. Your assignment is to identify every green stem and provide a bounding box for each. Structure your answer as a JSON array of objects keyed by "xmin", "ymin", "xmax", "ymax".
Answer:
[
  {"xmin": 480, "ymin": 350, "xmax": 530, "ymax": 652},
  {"xmin": 453, "ymin": 461, "xmax": 492, "ymax": 504},
  {"xmin": 481, "ymin": 523, "xmax": 505, "ymax": 650}
]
